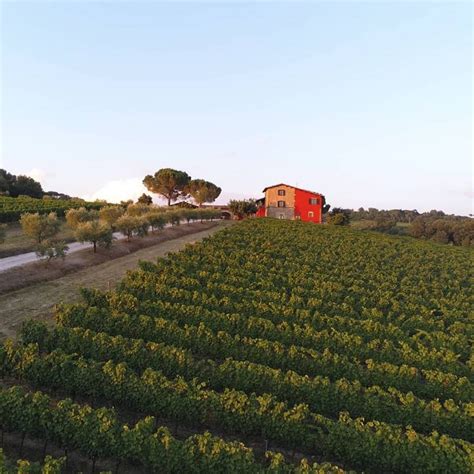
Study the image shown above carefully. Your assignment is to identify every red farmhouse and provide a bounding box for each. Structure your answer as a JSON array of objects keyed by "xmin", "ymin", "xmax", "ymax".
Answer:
[{"xmin": 256, "ymin": 183, "xmax": 325, "ymax": 223}]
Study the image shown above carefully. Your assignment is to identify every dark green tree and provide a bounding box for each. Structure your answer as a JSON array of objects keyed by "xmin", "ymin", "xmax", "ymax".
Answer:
[
  {"xmin": 186, "ymin": 179, "xmax": 221, "ymax": 207},
  {"xmin": 228, "ymin": 199, "xmax": 257, "ymax": 219},
  {"xmin": 143, "ymin": 169, "xmax": 191, "ymax": 206},
  {"xmin": 137, "ymin": 193, "xmax": 153, "ymax": 205}
]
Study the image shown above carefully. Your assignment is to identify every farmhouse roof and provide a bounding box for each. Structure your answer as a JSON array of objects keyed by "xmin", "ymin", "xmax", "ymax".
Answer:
[{"xmin": 262, "ymin": 183, "xmax": 322, "ymax": 196}]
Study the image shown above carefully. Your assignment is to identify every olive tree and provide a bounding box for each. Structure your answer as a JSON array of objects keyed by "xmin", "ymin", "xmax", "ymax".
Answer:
[
  {"xmin": 146, "ymin": 212, "xmax": 166, "ymax": 232},
  {"xmin": 65, "ymin": 207, "xmax": 98, "ymax": 230},
  {"xmin": 20, "ymin": 212, "xmax": 61, "ymax": 243},
  {"xmin": 116, "ymin": 215, "xmax": 149, "ymax": 241},
  {"xmin": 99, "ymin": 205, "xmax": 124, "ymax": 229},
  {"xmin": 35, "ymin": 240, "xmax": 69, "ymax": 262},
  {"xmin": 75, "ymin": 221, "xmax": 113, "ymax": 253},
  {"xmin": 126, "ymin": 203, "xmax": 152, "ymax": 217}
]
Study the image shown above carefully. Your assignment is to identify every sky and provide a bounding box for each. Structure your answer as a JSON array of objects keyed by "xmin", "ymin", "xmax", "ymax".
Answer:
[{"xmin": 1, "ymin": 1, "xmax": 472, "ymax": 214}]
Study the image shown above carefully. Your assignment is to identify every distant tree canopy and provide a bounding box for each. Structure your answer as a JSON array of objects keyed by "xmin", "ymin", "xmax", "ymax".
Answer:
[
  {"xmin": 409, "ymin": 216, "xmax": 473, "ymax": 246},
  {"xmin": 327, "ymin": 208, "xmax": 351, "ymax": 226},
  {"xmin": 43, "ymin": 191, "xmax": 72, "ymax": 200},
  {"xmin": 228, "ymin": 199, "xmax": 258, "ymax": 219},
  {"xmin": 0, "ymin": 169, "xmax": 43, "ymax": 198},
  {"xmin": 143, "ymin": 169, "xmax": 191, "ymax": 206},
  {"xmin": 137, "ymin": 193, "xmax": 153, "ymax": 205},
  {"xmin": 186, "ymin": 179, "xmax": 222, "ymax": 207}
]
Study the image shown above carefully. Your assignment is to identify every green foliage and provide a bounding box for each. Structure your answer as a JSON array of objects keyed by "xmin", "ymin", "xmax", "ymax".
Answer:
[
  {"xmin": 0, "ymin": 386, "xmax": 328, "ymax": 473},
  {"xmin": 20, "ymin": 212, "xmax": 61, "ymax": 243},
  {"xmin": 186, "ymin": 179, "xmax": 222, "ymax": 206},
  {"xmin": 228, "ymin": 199, "xmax": 257, "ymax": 218},
  {"xmin": 74, "ymin": 220, "xmax": 113, "ymax": 253},
  {"xmin": 137, "ymin": 193, "xmax": 153, "ymax": 205},
  {"xmin": 0, "ymin": 449, "xmax": 64, "ymax": 473},
  {"xmin": 409, "ymin": 216, "xmax": 473, "ymax": 246},
  {"xmin": 327, "ymin": 208, "xmax": 350, "ymax": 226},
  {"xmin": 65, "ymin": 207, "xmax": 98, "ymax": 230},
  {"xmin": 0, "ymin": 195, "xmax": 104, "ymax": 223},
  {"xmin": 0, "ymin": 223, "xmax": 6, "ymax": 244},
  {"xmin": 0, "ymin": 169, "xmax": 43, "ymax": 198},
  {"xmin": 98, "ymin": 205, "xmax": 124, "ymax": 229},
  {"xmin": 35, "ymin": 240, "xmax": 69, "ymax": 262},
  {"xmin": 146, "ymin": 211, "xmax": 167, "ymax": 232},
  {"xmin": 115, "ymin": 214, "xmax": 149, "ymax": 241},
  {"xmin": 126, "ymin": 203, "xmax": 152, "ymax": 217},
  {"xmin": 143, "ymin": 168, "xmax": 191, "ymax": 206}
]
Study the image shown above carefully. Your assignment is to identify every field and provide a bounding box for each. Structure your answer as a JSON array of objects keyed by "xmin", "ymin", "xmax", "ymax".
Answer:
[
  {"xmin": 0, "ymin": 219, "xmax": 472, "ymax": 472},
  {"xmin": 0, "ymin": 196, "xmax": 104, "ymax": 223}
]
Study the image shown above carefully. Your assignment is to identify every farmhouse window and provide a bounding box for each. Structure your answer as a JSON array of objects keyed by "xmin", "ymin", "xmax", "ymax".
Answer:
[
  {"xmin": 278, "ymin": 190, "xmax": 286, "ymax": 196},
  {"xmin": 308, "ymin": 211, "xmax": 314, "ymax": 217},
  {"xmin": 277, "ymin": 201, "xmax": 286, "ymax": 207},
  {"xmin": 309, "ymin": 198, "xmax": 319, "ymax": 205}
]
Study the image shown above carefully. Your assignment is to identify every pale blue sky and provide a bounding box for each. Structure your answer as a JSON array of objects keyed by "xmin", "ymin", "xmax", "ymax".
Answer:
[{"xmin": 1, "ymin": 1, "xmax": 472, "ymax": 213}]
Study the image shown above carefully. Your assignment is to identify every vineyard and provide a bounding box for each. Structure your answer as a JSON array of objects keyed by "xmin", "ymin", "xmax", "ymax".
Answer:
[
  {"xmin": 0, "ymin": 218, "xmax": 472, "ymax": 472},
  {"xmin": 0, "ymin": 196, "xmax": 105, "ymax": 222}
]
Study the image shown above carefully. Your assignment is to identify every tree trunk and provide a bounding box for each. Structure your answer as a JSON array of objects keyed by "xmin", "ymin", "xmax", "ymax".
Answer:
[
  {"xmin": 167, "ymin": 196, "xmax": 171, "ymax": 206},
  {"xmin": 93, "ymin": 241, "xmax": 97, "ymax": 253},
  {"xmin": 91, "ymin": 457, "xmax": 96, "ymax": 474},
  {"xmin": 19, "ymin": 432, "xmax": 26, "ymax": 457},
  {"xmin": 42, "ymin": 438, "xmax": 48, "ymax": 459}
]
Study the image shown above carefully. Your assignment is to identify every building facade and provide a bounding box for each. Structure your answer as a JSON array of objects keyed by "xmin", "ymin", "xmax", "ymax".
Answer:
[{"xmin": 256, "ymin": 183, "xmax": 324, "ymax": 223}]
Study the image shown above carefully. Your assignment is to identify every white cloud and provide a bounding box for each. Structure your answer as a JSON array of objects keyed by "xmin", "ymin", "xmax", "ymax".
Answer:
[
  {"xmin": 28, "ymin": 168, "xmax": 47, "ymax": 184},
  {"xmin": 82, "ymin": 177, "xmax": 165, "ymax": 204}
]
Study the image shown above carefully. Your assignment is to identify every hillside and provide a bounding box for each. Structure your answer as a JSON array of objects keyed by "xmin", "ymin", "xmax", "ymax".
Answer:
[{"xmin": 1, "ymin": 219, "xmax": 472, "ymax": 472}]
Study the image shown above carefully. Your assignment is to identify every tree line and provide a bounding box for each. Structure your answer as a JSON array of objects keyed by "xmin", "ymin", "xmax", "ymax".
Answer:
[
  {"xmin": 325, "ymin": 207, "xmax": 473, "ymax": 246},
  {"xmin": 14, "ymin": 204, "xmax": 220, "ymax": 263}
]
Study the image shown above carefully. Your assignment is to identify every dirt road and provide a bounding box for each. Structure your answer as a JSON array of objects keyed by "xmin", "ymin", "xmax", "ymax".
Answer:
[{"xmin": 0, "ymin": 223, "xmax": 225, "ymax": 341}]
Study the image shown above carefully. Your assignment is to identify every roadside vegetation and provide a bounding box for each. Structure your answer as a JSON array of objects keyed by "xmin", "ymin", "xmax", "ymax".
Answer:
[{"xmin": 0, "ymin": 168, "xmax": 224, "ymax": 260}]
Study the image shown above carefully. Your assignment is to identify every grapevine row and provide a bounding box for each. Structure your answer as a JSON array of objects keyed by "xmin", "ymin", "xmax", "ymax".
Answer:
[
  {"xmin": 0, "ymin": 386, "xmax": 336, "ymax": 473},
  {"xmin": 2, "ymin": 343, "xmax": 472, "ymax": 473},
  {"xmin": 118, "ymin": 266, "xmax": 473, "ymax": 357},
  {"xmin": 80, "ymin": 289, "xmax": 470, "ymax": 375},
  {"xmin": 51, "ymin": 307, "xmax": 473, "ymax": 402},
  {"xmin": 17, "ymin": 321, "xmax": 473, "ymax": 440}
]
